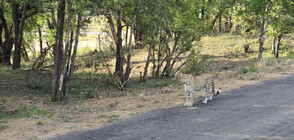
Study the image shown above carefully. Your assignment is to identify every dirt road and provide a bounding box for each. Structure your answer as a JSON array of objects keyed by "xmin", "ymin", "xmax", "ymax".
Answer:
[{"xmin": 51, "ymin": 74, "xmax": 294, "ymax": 140}]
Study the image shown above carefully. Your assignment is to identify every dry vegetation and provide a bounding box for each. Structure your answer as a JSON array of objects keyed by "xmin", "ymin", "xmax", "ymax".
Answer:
[{"xmin": 1, "ymin": 35, "xmax": 294, "ymax": 140}]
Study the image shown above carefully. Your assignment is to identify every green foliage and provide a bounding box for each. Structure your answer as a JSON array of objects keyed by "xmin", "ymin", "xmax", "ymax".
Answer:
[
  {"xmin": 107, "ymin": 115, "xmax": 119, "ymax": 123},
  {"xmin": 37, "ymin": 120, "xmax": 44, "ymax": 125},
  {"xmin": 265, "ymin": 58, "xmax": 277, "ymax": 66},
  {"xmin": 183, "ymin": 55, "xmax": 210, "ymax": 76},
  {"xmin": 285, "ymin": 50, "xmax": 294, "ymax": 59},
  {"xmin": 127, "ymin": 77, "xmax": 180, "ymax": 89},
  {"xmin": 227, "ymin": 45, "xmax": 248, "ymax": 59},
  {"xmin": 0, "ymin": 106, "xmax": 51, "ymax": 119},
  {"xmin": 137, "ymin": 105, "xmax": 143, "ymax": 108},
  {"xmin": 25, "ymin": 79, "xmax": 51, "ymax": 93},
  {"xmin": 69, "ymin": 73, "xmax": 110, "ymax": 95},
  {"xmin": 17, "ymin": 107, "xmax": 50, "ymax": 118},
  {"xmin": 239, "ymin": 66, "xmax": 258, "ymax": 74},
  {"xmin": 97, "ymin": 114, "xmax": 107, "ymax": 118},
  {"xmin": 77, "ymin": 47, "xmax": 114, "ymax": 69},
  {"xmin": 0, "ymin": 120, "xmax": 8, "ymax": 131},
  {"xmin": 239, "ymin": 60, "xmax": 259, "ymax": 74}
]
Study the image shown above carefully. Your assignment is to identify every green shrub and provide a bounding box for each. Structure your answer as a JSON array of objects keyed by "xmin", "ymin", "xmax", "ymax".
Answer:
[
  {"xmin": 18, "ymin": 107, "xmax": 50, "ymax": 118},
  {"xmin": 227, "ymin": 45, "xmax": 248, "ymax": 59},
  {"xmin": 285, "ymin": 51, "xmax": 294, "ymax": 59},
  {"xmin": 239, "ymin": 62, "xmax": 258, "ymax": 74},
  {"xmin": 0, "ymin": 106, "xmax": 51, "ymax": 119},
  {"xmin": 127, "ymin": 77, "xmax": 179, "ymax": 89},
  {"xmin": 137, "ymin": 105, "xmax": 144, "ymax": 108},
  {"xmin": 37, "ymin": 120, "xmax": 44, "ymax": 125},
  {"xmin": 0, "ymin": 120, "xmax": 8, "ymax": 131},
  {"xmin": 107, "ymin": 115, "xmax": 119, "ymax": 123},
  {"xmin": 183, "ymin": 55, "xmax": 209, "ymax": 76},
  {"xmin": 25, "ymin": 79, "xmax": 51, "ymax": 93}
]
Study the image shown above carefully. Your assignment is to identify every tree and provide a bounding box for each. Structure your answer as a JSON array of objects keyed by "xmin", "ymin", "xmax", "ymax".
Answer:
[
  {"xmin": 52, "ymin": 0, "xmax": 66, "ymax": 101},
  {"xmin": 0, "ymin": 1, "xmax": 13, "ymax": 65},
  {"xmin": 10, "ymin": 0, "xmax": 44, "ymax": 69},
  {"xmin": 104, "ymin": 2, "xmax": 124, "ymax": 83},
  {"xmin": 240, "ymin": 0, "xmax": 283, "ymax": 61},
  {"xmin": 270, "ymin": 0, "xmax": 294, "ymax": 59},
  {"xmin": 51, "ymin": 0, "xmax": 89, "ymax": 101},
  {"xmin": 147, "ymin": 0, "xmax": 201, "ymax": 78},
  {"xmin": 100, "ymin": 0, "xmax": 139, "ymax": 89}
]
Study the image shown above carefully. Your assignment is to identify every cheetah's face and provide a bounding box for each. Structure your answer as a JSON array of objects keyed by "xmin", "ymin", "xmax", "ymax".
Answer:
[{"xmin": 180, "ymin": 74, "xmax": 192, "ymax": 86}]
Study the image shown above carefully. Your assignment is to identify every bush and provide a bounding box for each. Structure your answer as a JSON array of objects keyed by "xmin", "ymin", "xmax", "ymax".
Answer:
[
  {"xmin": 183, "ymin": 55, "xmax": 209, "ymax": 76},
  {"xmin": 239, "ymin": 61, "xmax": 258, "ymax": 74},
  {"xmin": 285, "ymin": 51, "xmax": 294, "ymax": 59},
  {"xmin": 0, "ymin": 107, "xmax": 51, "ymax": 119},
  {"xmin": 25, "ymin": 79, "xmax": 51, "ymax": 93},
  {"xmin": 227, "ymin": 45, "xmax": 248, "ymax": 59},
  {"xmin": 127, "ymin": 76, "xmax": 180, "ymax": 89}
]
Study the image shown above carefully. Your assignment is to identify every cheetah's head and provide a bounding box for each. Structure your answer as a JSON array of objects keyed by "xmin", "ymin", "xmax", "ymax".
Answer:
[{"xmin": 180, "ymin": 74, "xmax": 192, "ymax": 86}]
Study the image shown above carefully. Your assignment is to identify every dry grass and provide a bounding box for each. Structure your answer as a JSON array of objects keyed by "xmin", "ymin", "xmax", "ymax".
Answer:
[{"xmin": 1, "ymin": 35, "xmax": 294, "ymax": 140}]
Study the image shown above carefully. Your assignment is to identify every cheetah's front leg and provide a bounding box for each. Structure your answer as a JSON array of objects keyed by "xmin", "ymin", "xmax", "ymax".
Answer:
[
  {"xmin": 185, "ymin": 91, "xmax": 192, "ymax": 106},
  {"xmin": 184, "ymin": 93, "xmax": 189, "ymax": 106},
  {"xmin": 188, "ymin": 93, "xmax": 194, "ymax": 106},
  {"xmin": 184, "ymin": 85, "xmax": 191, "ymax": 106},
  {"xmin": 202, "ymin": 87, "xmax": 211, "ymax": 104}
]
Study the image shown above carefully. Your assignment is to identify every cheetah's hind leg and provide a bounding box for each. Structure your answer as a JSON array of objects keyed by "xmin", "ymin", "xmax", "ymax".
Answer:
[
  {"xmin": 202, "ymin": 92, "xmax": 209, "ymax": 104},
  {"xmin": 202, "ymin": 98, "xmax": 208, "ymax": 104},
  {"xmin": 208, "ymin": 94, "xmax": 213, "ymax": 101}
]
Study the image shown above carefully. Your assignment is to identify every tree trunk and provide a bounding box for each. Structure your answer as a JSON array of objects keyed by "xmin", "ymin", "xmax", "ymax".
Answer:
[
  {"xmin": 38, "ymin": 26, "xmax": 43, "ymax": 55},
  {"xmin": 161, "ymin": 42, "xmax": 171, "ymax": 78},
  {"xmin": 201, "ymin": 0, "xmax": 205, "ymax": 20},
  {"xmin": 133, "ymin": 27, "xmax": 144, "ymax": 48},
  {"xmin": 63, "ymin": 12, "xmax": 82, "ymax": 96},
  {"xmin": 211, "ymin": 12, "xmax": 220, "ymax": 29},
  {"xmin": 227, "ymin": 15, "xmax": 232, "ymax": 32},
  {"xmin": 142, "ymin": 27, "xmax": 156, "ymax": 83},
  {"xmin": 115, "ymin": 5, "xmax": 124, "ymax": 81},
  {"xmin": 274, "ymin": 34, "xmax": 282, "ymax": 59},
  {"xmin": 124, "ymin": 13, "xmax": 136, "ymax": 83},
  {"xmin": 155, "ymin": 29, "xmax": 163, "ymax": 79},
  {"xmin": 59, "ymin": 0, "xmax": 73, "ymax": 97},
  {"xmin": 21, "ymin": 47, "xmax": 29, "ymax": 62},
  {"xmin": 0, "ymin": 20, "xmax": 2, "ymax": 63},
  {"xmin": 52, "ymin": 0, "xmax": 66, "ymax": 102},
  {"xmin": 1, "ymin": 37, "xmax": 13, "ymax": 65},
  {"xmin": 105, "ymin": 10, "xmax": 118, "ymax": 52},
  {"xmin": 125, "ymin": 25, "xmax": 128, "ymax": 47},
  {"xmin": 12, "ymin": 1, "xmax": 29, "ymax": 69},
  {"xmin": 218, "ymin": 10, "xmax": 222, "ymax": 34},
  {"xmin": 0, "ymin": 7, "xmax": 13, "ymax": 65},
  {"xmin": 258, "ymin": 17, "xmax": 266, "ymax": 61},
  {"xmin": 225, "ymin": 16, "xmax": 232, "ymax": 32},
  {"xmin": 11, "ymin": 2, "xmax": 20, "ymax": 67},
  {"xmin": 272, "ymin": 36, "xmax": 276, "ymax": 54},
  {"xmin": 66, "ymin": 30, "xmax": 74, "ymax": 69},
  {"xmin": 105, "ymin": 7, "xmax": 124, "ymax": 81}
]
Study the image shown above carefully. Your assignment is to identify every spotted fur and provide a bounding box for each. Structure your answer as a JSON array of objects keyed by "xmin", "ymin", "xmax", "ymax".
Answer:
[{"xmin": 180, "ymin": 74, "xmax": 219, "ymax": 107}]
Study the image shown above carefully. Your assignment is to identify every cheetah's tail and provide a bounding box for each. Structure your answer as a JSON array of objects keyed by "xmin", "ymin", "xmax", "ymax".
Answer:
[{"xmin": 212, "ymin": 80, "xmax": 219, "ymax": 96}]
